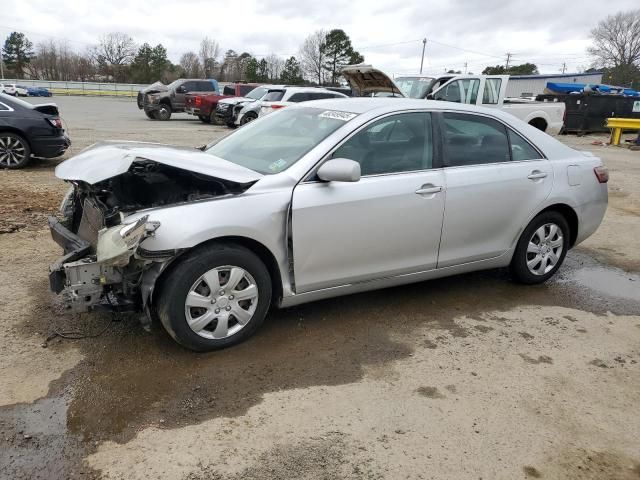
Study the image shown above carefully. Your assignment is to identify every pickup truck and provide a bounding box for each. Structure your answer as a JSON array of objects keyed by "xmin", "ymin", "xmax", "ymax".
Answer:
[
  {"xmin": 138, "ymin": 79, "xmax": 219, "ymax": 121},
  {"xmin": 342, "ymin": 66, "xmax": 566, "ymax": 135},
  {"xmin": 184, "ymin": 83, "xmax": 261, "ymax": 124}
]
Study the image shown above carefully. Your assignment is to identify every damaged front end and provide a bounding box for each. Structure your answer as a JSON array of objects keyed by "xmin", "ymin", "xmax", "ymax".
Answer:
[{"xmin": 48, "ymin": 150, "xmax": 259, "ymax": 314}]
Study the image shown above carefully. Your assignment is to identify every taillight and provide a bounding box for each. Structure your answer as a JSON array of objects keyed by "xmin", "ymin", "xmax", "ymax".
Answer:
[
  {"xmin": 47, "ymin": 118, "xmax": 63, "ymax": 129},
  {"xmin": 594, "ymin": 166, "xmax": 609, "ymax": 183},
  {"xmin": 194, "ymin": 96, "xmax": 202, "ymax": 107}
]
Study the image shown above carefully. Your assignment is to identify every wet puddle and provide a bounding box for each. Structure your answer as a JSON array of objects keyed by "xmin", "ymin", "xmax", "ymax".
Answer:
[{"xmin": 2, "ymin": 250, "xmax": 639, "ymax": 478}]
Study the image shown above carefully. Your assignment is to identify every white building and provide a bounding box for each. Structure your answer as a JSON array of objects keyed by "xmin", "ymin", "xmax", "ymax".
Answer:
[{"xmin": 506, "ymin": 72, "xmax": 603, "ymax": 98}]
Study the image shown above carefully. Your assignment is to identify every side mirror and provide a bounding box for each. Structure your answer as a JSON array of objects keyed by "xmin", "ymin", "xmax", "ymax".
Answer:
[
  {"xmin": 317, "ymin": 158, "xmax": 361, "ymax": 182},
  {"xmin": 176, "ymin": 86, "xmax": 186, "ymax": 93},
  {"xmin": 426, "ymin": 93, "xmax": 434, "ymax": 100}
]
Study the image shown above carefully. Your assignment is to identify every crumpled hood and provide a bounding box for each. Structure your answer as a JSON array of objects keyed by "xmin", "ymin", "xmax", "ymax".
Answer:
[
  {"xmin": 139, "ymin": 81, "xmax": 167, "ymax": 95},
  {"xmin": 55, "ymin": 141, "xmax": 263, "ymax": 185},
  {"xmin": 218, "ymin": 96, "xmax": 252, "ymax": 106}
]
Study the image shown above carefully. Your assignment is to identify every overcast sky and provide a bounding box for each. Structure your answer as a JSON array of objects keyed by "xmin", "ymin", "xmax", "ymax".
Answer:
[{"xmin": 2, "ymin": 0, "xmax": 638, "ymax": 76}]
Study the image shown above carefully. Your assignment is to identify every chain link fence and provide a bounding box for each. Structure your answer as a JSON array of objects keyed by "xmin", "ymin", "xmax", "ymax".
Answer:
[{"xmin": 1, "ymin": 79, "xmax": 149, "ymax": 99}]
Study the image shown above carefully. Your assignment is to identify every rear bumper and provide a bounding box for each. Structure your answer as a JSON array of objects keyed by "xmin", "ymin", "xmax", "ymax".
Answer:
[
  {"xmin": 185, "ymin": 107, "xmax": 201, "ymax": 116},
  {"xmin": 31, "ymin": 133, "xmax": 71, "ymax": 158}
]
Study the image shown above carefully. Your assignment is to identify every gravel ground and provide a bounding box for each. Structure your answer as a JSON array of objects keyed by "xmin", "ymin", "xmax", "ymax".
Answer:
[{"xmin": 0, "ymin": 96, "xmax": 639, "ymax": 480}]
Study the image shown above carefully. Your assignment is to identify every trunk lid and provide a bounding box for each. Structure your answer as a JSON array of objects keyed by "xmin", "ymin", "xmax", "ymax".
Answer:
[
  {"xmin": 341, "ymin": 65, "xmax": 405, "ymax": 97},
  {"xmin": 31, "ymin": 103, "xmax": 59, "ymax": 116},
  {"xmin": 55, "ymin": 141, "xmax": 263, "ymax": 185}
]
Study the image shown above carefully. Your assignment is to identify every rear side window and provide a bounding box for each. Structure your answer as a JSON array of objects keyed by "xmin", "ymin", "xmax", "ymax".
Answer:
[
  {"xmin": 288, "ymin": 93, "xmax": 309, "ymax": 102},
  {"xmin": 482, "ymin": 78, "xmax": 502, "ymax": 105},
  {"xmin": 181, "ymin": 81, "xmax": 196, "ymax": 92},
  {"xmin": 223, "ymin": 85, "xmax": 235, "ymax": 95},
  {"xmin": 442, "ymin": 112, "xmax": 510, "ymax": 166},
  {"xmin": 197, "ymin": 81, "xmax": 214, "ymax": 91},
  {"xmin": 263, "ymin": 90, "xmax": 285, "ymax": 102},
  {"xmin": 508, "ymin": 129, "xmax": 541, "ymax": 161}
]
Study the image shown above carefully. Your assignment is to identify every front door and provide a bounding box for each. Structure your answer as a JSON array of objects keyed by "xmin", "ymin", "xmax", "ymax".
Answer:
[{"xmin": 291, "ymin": 112, "xmax": 446, "ymax": 293}]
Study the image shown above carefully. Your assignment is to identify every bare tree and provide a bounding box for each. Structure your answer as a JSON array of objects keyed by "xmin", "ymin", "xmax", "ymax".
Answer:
[
  {"xmin": 180, "ymin": 51, "xmax": 202, "ymax": 78},
  {"xmin": 299, "ymin": 30, "xmax": 326, "ymax": 85},
  {"xmin": 588, "ymin": 9, "xmax": 640, "ymax": 84},
  {"xmin": 264, "ymin": 53, "xmax": 284, "ymax": 81},
  {"xmin": 199, "ymin": 37, "xmax": 220, "ymax": 78},
  {"xmin": 91, "ymin": 32, "xmax": 136, "ymax": 81}
]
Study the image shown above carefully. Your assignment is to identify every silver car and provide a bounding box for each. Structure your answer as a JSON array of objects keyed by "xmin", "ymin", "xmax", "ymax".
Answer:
[{"xmin": 49, "ymin": 98, "xmax": 608, "ymax": 351}]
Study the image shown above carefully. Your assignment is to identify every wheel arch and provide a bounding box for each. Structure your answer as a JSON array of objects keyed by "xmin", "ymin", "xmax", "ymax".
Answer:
[
  {"xmin": 528, "ymin": 116, "xmax": 548, "ymax": 132},
  {"xmin": 0, "ymin": 128, "xmax": 31, "ymax": 149},
  {"xmin": 152, "ymin": 235, "xmax": 283, "ymax": 307},
  {"xmin": 537, "ymin": 203, "xmax": 579, "ymax": 247}
]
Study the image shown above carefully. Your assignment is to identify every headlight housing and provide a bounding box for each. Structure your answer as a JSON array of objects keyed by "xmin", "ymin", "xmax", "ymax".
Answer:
[{"xmin": 96, "ymin": 216, "xmax": 160, "ymax": 266}]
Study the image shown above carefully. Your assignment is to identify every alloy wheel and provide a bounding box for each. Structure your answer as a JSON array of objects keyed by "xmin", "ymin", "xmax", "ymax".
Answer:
[
  {"xmin": 0, "ymin": 135, "xmax": 27, "ymax": 167},
  {"xmin": 184, "ymin": 265, "xmax": 259, "ymax": 340},
  {"xmin": 526, "ymin": 223, "xmax": 564, "ymax": 276}
]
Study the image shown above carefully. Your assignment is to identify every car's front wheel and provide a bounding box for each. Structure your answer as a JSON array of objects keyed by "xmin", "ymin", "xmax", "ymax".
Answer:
[
  {"xmin": 157, "ymin": 244, "xmax": 272, "ymax": 351},
  {"xmin": 240, "ymin": 111, "xmax": 258, "ymax": 125},
  {"xmin": 0, "ymin": 132, "xmax": 31, "ymax": 169},
  {"xmin": 510, "ymin": 211, "xmax": 569, "ymax": 284},
  {"xmin": 156, "ymin": 103, "xmax": 172, "ymax": 121}
]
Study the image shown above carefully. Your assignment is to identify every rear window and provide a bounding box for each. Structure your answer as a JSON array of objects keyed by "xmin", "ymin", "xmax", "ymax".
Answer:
[
  {"xmin": 239, "ymin": 85, "xmax": 255, "ymax": 96},
  {"xmin": 263, "ymin": 90, "xmax": 285, "ymax": 102},
  {"xmin": 197, "ymin": 81, "xmax": 214, "ymax": 91},
  {"xmin": 223, "ymin": 85, "xmax": 236, "ymax": 95}
]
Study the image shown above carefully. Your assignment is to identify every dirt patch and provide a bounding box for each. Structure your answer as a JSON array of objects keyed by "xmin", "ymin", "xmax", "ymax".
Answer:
[
  {"xmin": 519, "ymin": 354, "xmax": 554, "ymax": 365},
  {"xmin": 416, "ymin": 386, "xmax": 445, "ymax": 399},
  {"xmin": 0, "ymin": 181, "xmax": 66, "ymax": 233}
]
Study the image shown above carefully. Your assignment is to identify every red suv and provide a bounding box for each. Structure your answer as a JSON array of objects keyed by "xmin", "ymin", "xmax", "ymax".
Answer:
[{"xmin": 185, "ymin": 83, "xmax": 262, "ymax": 124}]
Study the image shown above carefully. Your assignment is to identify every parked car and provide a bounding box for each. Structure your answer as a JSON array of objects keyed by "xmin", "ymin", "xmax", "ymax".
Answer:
[
  {"xmin": 185, "ymin": 83, "xmax": 262, "ymax": 124},
  {"xmin": 0, "ymin": 93, "xmax": 70, "ymax": 168},
  {"xmin": 0, "ymin": 83, "xmax": 17, "ymax": 96},
  {"xmin": 139, "ymin": 79, "xmax": 219, "ymax": 120},
  {"xmin": 15, "ymin": 85, "xmax": 29, "ymax": 97},
  {"xmin": 342, "ymin": 65, "xmax": 566, "ymax": 134},
  {"xmin": 27, "ymin": 86, "xmax": 53, "ymax": 97},
  {"xmin": 256, "ymin": 87, "xmax": 348, "ymax": 119},
  {"xmin": 48, "ymin": 98, "xmax": 607, "ymax": 351},
  {"xmin": 214, "ymin": 85, "xmax": 278, "ymax": 127}
]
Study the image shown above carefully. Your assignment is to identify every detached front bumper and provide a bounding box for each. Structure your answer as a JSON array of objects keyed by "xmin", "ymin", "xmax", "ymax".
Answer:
[{"xmin": 48, "ymin": 216, "xmax": 91, "ymax": 294}]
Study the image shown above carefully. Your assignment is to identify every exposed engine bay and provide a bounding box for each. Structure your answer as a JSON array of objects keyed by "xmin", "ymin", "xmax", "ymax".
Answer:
[{"xmin": 49, "ymin": 158, "xmax": 255, "ymax": 314}]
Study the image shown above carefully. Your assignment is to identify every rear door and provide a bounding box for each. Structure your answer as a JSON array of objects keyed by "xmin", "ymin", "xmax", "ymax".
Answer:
[
  {"xmin": 291, "ymin": 111, "xmax": 446, "ymax": 293},
  {"xmin": 437, "ymin": 111, "xmax": 553, "ymax": 267}
]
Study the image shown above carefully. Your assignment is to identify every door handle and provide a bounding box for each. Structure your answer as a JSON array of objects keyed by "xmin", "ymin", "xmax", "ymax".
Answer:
[
  {"xmin": 527, "ymin": 171, "xmax": 548, "ymax": 180},
  {"xmin": 415, "ymin": 185, "xmax": 443, "ymax": 195}
]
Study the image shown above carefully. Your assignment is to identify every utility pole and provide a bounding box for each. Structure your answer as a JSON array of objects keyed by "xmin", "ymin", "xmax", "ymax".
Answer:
[
  {"xmin": 561, "ymin": 62, "xmax": 567, "ymax": 74},
  {"xmin": 464, "ymin": 62, "xmax": 468, "ymax": 74},
  {"xmin": 419, "ymin": 38, "xmax": 427, "ymax": 74},
  {"xmin": 0, "ymin": 49, "xmax": 3, "ymax": 80},
  {"xmin": 505, "ymin": 52, "xmax": 513, "ymax": 71}
]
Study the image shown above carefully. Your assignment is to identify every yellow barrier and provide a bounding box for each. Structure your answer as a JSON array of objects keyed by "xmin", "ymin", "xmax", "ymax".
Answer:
[{"xmin": 606, "ymin": 117, "xmax": 640, "ymax": 146}]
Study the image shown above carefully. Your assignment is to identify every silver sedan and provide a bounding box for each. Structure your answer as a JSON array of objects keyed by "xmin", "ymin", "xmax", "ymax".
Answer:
[{"xmin": 49, "ymin": 98, "xmax": 608, "ymax": 351}]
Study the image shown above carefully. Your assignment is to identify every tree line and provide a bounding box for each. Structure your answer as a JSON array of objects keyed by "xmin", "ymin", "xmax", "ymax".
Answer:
[{"xmin": 1, "ymin": 29, "xmax": 364, "ymax": 86}]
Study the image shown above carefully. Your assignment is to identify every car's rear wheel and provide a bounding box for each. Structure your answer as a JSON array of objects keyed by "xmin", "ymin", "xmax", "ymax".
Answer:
[
  {"xmin": 199, "ymin": 115, "xmax": 211, "ymax": 124},
  {"xmin": 156, "ymin": 103, "xmax": 172, "ymax": 121},
  {"xmin": 0, "ymin": 133, "xmax": 31, "ymax": 169},
  {"xmin": 144, "ymin": 110, "xmax": 157, "ymax": 120},
  {"xmin": 210, "ymin": 111, "xmax": 224, "ymax": 125},
  {"xmin": 510, "ymin": 211, "xmax": 569, "ymax": 284},
  {"xmin": 157, "ymin": 244, "xmax": 272, "ymax": 351},
  {"xmin": 240, "ymin": 111, "xmax": 258, "ymax": 125}
]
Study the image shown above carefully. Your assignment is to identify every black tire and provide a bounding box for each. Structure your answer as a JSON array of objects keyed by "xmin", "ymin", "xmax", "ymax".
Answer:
[
  {"xmin": 226, "ymin": 121, "xmax": 237, "ymax": 129},
  {"xmin": 210, "ymin": 110, "xmax": 224, "ymax": 125},
  {"xmin": 144, "ymin": 109, "xmax": 157, "ymax": 120},
  {"xmin": 157, "ymin": 243, "xmax": 272, "ymax": 352},
  {"xmin": 199, "ymin": 115, "xmax": 211, "ymax": 124},
  {"xmin": 0, "ymin": 132, "xmax": 31, "ymax": 169},
  {"xmin": 240, "ymin": 111, "xmax": 258, "ymax": 125},
  {"xmin": 510, "ymin": 211, "xmax": 570, "ymax": 284},
  {"xmin": 156, "ymin": 103, "xmax": 172, "ymax": 121}
]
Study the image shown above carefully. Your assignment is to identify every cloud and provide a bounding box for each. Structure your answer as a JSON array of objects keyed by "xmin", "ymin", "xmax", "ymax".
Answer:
[{"xmin": 1, "ymin": 0, "xmax": 638, "ymax": 75}]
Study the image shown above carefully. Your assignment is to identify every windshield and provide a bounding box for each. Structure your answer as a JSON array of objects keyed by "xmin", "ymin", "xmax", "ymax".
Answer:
[
  {"xmin": 205, "ymin": 107, "xmax": 356, "ymax": 174},
  {"xmin": 263, "ymin": 90, "xmax": 285, "ymax": 102},
  {"xmin": 395, "ymin": 76, "xmax": 435, "ymax": 98},
  {"xmin": 246, "ymin": 87, "xmax": 269, "ymax": 100}
]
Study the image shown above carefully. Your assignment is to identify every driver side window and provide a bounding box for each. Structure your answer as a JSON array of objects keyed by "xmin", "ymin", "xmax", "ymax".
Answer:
[{"xmin": 332, "ymin": 112, "xmax": 433, "ymax": 176}]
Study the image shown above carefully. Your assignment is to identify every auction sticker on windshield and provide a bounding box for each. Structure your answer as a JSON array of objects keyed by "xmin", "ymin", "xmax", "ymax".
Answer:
[{"xmin": 318, "ymin": 110, "xmax": 357, "ymax": 121}]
